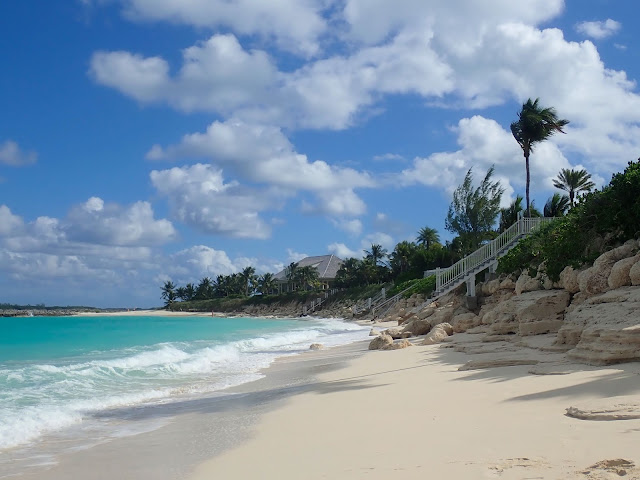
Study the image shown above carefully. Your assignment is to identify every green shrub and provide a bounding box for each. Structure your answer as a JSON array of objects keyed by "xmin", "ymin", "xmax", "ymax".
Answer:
[{"xmin": 388, "ymin": 276, "xmax": 436, "ymax": 298}]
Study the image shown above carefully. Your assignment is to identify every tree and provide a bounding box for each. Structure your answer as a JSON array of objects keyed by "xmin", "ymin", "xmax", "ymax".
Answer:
[
  {"xmin": 285, "ymin": 262, "xmax": 299, "ymax": 291},
  {"xmin": 195, "ymin": 277, "xmax": 213, "ymax": 300},
  {"xmin": 364, "ymin": 244, "xmax": 388, "ymax": 266},
  {"xmin": 445, "ymin": 166, "xmax": 504, "ymax": 254},
  {"xmin": 499, "ymin": 195, "xmax": 541, "ymax": 232},
  {"xmin": 257, "ymin": 273, "xmax": 277, "ymax": 295},
  {"xmin": 239, "ymin": 266, "xmax": 257, "ymax": 296},
  {"xmin": 544, "ymin": 192, "xmax": 570, "ymax": 217},
  {"xmin": 296, "ymin": 265, "xmax": 319, "ymax": 291},
  {"xmin": 511, "ymin": 98, "xmax": 569, "ymax": 217},
  {"xmin": 160, "ymin": 280, "xmax": 176, "ymax": 308},
  {"xmin": 389, "ymin": 241, "xmax": 417, "ymax": 275},
  {"xmin": 184, "ymin": 283, "xmax": 196, "ymax": 301},
  {"xmin": 552, "ymin": 168, "xmax": 595, "ymax": 207},
  {"xmin": 416, "ymin": 226, "xmax": 440, "ymax": 249}
]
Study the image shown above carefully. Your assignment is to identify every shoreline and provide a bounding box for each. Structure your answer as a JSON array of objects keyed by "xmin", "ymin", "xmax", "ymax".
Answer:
[
  {"xmin": 188, "ymin": 332, "xmax": 640, "ymax": 480},
  {"xmin": 6, "ymin": 322, "xmax": 640, "ymax": 479},
  {"xmin": 3, "ymin": 320, "xmax": 374, "ymax": 480}
]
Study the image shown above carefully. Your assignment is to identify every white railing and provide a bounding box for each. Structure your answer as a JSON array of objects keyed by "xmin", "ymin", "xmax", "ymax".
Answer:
[{"xmin": 427, "ymin": 215, "xmax": 555, "ymax": 295}]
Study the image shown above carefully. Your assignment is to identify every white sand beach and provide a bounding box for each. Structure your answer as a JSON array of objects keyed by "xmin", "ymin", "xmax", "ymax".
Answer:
[
  {"xmin": 189, "ymin": 333, "xmax": 640, "ymax": 480},
  {"xmin": 7, "ymin": 319, "xmax": 640, "ymax": 480}
]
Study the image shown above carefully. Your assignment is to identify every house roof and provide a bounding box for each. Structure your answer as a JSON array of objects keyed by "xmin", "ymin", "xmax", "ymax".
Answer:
[{"xmin": 273, "ymin": 255, "xmax": 343, "ymax": 282}]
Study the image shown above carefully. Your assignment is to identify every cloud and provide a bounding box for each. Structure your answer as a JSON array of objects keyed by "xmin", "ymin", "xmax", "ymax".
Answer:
[
  {"xmin": 342, "ymin": 0, "xmax": 564, "ymax": 46},
  {"xmin": 90, "ymin": 4, "xmax": 640, "ymax": 199},
  {"xmin": 0, "ymin": 199, "xmax": 178, "ymax": 307},
  {"xmin": 0, "ymin": 205, "xmax": 24, "ymax": 236},
  {"xmin": 91, "ymin": 35, "xmax": 277, "ymax": 113},
  {"xmin": 576, "ymin": 19, "xmax": 621, "ymax": 39},
  {"xmin": 372, "ymin": 153, "xmax": 405, "ymax": 162},
  {"xmin": 330, "ymin": 218, "xmax": 363, "ymax": 236},
  {"xmin": 115, "ymin": 0, "xmax": 326, "ymax": 56},
  {"xmin": 166, "ymin": 245, "xmax": 238, "ymax": 281},
  {"xmin": 150, "ymin": 163, "xmax": 281, "ymax": 239},
  {"xmin": 148, "ymin": 120, "xmax": 374, "ymax": 217},
  {"xmin": 327, "ymin": 242, "xmax": 360, "ymax": 259},
  {"xmin": 0, "ymin": 140, "xmax": 37, "ymax": 166},
  {"xmin": 65, "ymin": 197, "xmax": 177, "ymax": 246}
]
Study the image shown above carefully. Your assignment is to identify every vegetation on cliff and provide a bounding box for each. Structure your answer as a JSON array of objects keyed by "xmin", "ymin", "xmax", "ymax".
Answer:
[{"xmin": 498, "ymin": 160, "xmax": 640, "ymax": 280}]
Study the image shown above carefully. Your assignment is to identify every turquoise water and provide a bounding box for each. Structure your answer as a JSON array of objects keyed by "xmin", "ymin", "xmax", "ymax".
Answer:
[{"xmin": 0, "ymin": 315, "xmax": 368, "ymax": 452}]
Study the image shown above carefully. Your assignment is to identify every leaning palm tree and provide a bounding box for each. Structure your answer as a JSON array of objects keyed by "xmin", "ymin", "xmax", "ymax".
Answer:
[
  {"xmin": 511, "ymin": 98, "xmax": 569, "ymax": 217},
  {"xmin": 552, "ymin": 168, "xmax": 595, "ymax": 207},
  {"xmin": 416, "ymin": 226, "xmax": 440, "ymax": 249},
  {"xmin": 544, "ymin": 193, "xmax": 570, "ymax": 217}
]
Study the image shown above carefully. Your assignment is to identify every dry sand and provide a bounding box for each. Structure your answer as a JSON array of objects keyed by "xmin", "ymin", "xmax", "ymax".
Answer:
[{"xmin": 189, "ymin": 333, "xmax": 640, "ymax": 480}]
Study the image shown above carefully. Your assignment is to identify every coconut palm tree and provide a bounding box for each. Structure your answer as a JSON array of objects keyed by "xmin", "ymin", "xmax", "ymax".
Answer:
[
  {"xmin": 416, "ymin": 226, "xmax": 440, "ymax": 249},
  {"xmin": 511, "ymin": 98, "xmax": 569, "ymax": 217},
  {"xmin": 389, "ymin": 241, "xmax": 417, "ymax": 275},
  {"xmin": 160, "ymin": 280, "xmax": 176, "ymax": 308},
  {"xmin": 257, "ymin": 273, "xmax": 277, "ymax": 295},
  {"xmin": 296, "ymin": 265, "xmax": 319, "ymax": 291},
  {"xmin": 552, "ymin": 168, "xmax": 595, "ymax": 207},
  {"xmin": 239, "ymin": 266, "xmax": 257, "ymax": 296},
  {"xmin": 285, "ymin": 262, "xmax": 299, "ymax": 291},
  {"xmin": 499, "ymin": 195, "xmax": 541, "ymax": 232},
  {"xmin": 364, "ymin": 244, "xmax": 388, "ymax": 266},
  {"xmin": 195, "ymin": 277, "xmax": 213, "ymax": 300},
  {"xmin": 544, "ymin": 192, "xmax": 570, "ymax": 217}
]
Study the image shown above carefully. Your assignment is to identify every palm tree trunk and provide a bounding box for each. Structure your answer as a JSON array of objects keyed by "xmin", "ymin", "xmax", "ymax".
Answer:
[{"xmin": 525, "ymin": 153, "xmax": 531, "ymax": 217}]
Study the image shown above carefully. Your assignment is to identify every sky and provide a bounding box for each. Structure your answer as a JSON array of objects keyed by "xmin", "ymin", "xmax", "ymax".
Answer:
[{"xmin": 1, "ymin": 0, "xmax": 639, "ymax": 308}]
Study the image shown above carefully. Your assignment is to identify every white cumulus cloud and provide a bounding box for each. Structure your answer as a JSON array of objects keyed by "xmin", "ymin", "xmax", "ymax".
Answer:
[{"xmin": 576, "ymin": 19, "xmax": 621, "ymax": 39}]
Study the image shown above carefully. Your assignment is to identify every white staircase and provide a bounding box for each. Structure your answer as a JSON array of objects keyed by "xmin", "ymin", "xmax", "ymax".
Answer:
[
  {"xmin": 413, "ymin": 215, "xmax": 555, "ymax": 312},
  {"xmin": 371, "ymin": 215, "xmax": 555, "ymax": 320}
]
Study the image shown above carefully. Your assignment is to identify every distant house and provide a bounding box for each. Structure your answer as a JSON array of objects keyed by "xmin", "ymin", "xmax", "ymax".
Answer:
[{"xmin": 273, "ymin": 255, "xmax": 343, "ymax": 292}]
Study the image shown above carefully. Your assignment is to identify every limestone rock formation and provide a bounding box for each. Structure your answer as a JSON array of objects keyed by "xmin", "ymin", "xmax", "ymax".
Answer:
[
  {"xmin": 578, "ymin": 241, "xmax": 638, "ymax": 296},
  {"xmin": 369, "ymin": 328, "xmax": 380, "ymax": 336},
  {"xmin": 383, "ymin": 339, "xmax": 413, "ymax": 350},
  {"xmin": 368, "ymin": 333, "xmax": 393, "ymax": 350},
  {"xmin": 608, "ymin": 254, "xmax": 640, "ymax": 289},
  {"xmin": 566, "ymin": 395, "xmax": 640, "ymax": 420},
  {"xmin": 383, "ymin": 327, "xmax": 412, "ymax": 339},
  {"xmin": 557, "ymin": 287, "xmax": 640, "ymax": 364},
  {"xmin": 450, "ymin": 312, "xmax": 481, "ymax": 333},
  {"xmin": 421, "ymin": 322, "xmax": 453, "ymax": 345},
  {"xmin": 515, "ymin": 272, "xmax": 541, "ymax": 295},
  {"xmin": 482, "ymin": 290, "xmax": 570, "ymax": 336},
  {"xmin": 630, "ymin": 258, "xmax": 640, "ymax": 286},
  {"xmin": 559, "ymin": 266, "xmax": 580, "ymax": 294}
]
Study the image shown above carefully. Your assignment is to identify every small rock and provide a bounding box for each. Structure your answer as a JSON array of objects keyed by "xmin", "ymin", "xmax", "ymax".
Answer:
[{"xmin": 309, "ymin": 343, "xmax": 324, "ymax": 350}]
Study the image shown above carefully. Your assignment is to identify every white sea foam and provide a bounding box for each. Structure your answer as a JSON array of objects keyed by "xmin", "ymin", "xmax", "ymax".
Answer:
[{"xmin": 0, "ymin": 317, "xmax": 368, "ymax": 451}]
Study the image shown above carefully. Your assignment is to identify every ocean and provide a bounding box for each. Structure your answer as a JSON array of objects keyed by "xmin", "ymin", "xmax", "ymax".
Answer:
[{"xmin": 0, "ymin": 314, "xmax": 369, "ymax": 466}]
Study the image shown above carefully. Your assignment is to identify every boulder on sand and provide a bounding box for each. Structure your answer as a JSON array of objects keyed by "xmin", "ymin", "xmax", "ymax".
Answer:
[{"xmin": 369, "ymin": 333, "xmax": 393, "ymax": 350}]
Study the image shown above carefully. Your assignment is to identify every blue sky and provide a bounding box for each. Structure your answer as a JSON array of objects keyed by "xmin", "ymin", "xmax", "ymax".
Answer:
[{"xmin": 1, "ymin": 0, "xmax": 639, "ymax": 307}]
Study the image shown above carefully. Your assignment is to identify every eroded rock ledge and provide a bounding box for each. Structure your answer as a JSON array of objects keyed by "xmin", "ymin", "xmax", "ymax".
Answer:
[{"xmin": 369, "ymin": 239, "xmax": 640, "ymax": 366}]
